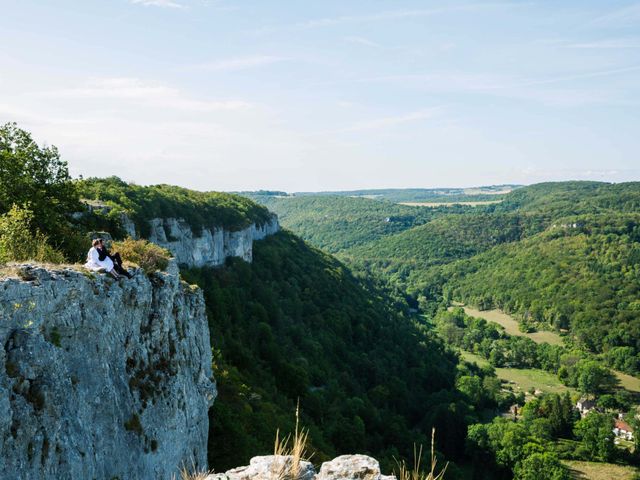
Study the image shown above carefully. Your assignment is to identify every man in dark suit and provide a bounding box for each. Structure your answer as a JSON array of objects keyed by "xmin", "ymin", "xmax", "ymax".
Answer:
[{"xmin": 97, "ymin": 238, "xmax": 133, "ymax": 279}]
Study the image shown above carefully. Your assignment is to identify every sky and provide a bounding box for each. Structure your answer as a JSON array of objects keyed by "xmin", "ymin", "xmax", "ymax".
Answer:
[{"xmin": 1, "ymin": 0, "xmax": 639, "ymax": 192}]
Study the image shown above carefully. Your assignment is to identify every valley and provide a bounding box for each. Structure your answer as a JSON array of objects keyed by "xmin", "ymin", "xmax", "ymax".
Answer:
[{"xmin": 250, "ymin": 181, "xmax": 640, "ymax": 479}]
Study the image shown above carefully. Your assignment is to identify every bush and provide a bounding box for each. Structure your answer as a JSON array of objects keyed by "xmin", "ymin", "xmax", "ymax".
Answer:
[
  {"xmin": 0, "ymin": 205, "xmax": 65, "ymax": 264},
  {"xmin": 111, "ymin": 238, "xmax": 171, "ymax": 273}
]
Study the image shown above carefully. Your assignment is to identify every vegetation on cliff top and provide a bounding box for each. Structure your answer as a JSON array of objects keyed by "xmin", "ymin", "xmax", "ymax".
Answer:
[{"xmin": 78, "ymin": 176, "xmax": 273, "ymax": 237}]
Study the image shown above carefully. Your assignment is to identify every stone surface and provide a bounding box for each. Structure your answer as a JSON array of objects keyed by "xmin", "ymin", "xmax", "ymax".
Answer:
[
  {"xmin": 206, "ymin": 455, "xmax": 315, "ymax": 480},
  {"xmin": 0, "ymin": 262, "xmax": 216, "ymax": 480},
  {"xmin": 205, "ymin": 454, "xmax": 395, "ymax": 480},
  {"xmin": 145, "ymin": 215, "xmax": 279, "ymax": 268},
  {"xmin": 317, "ymin": 455, "xmax": 391, "ymax": 480}
]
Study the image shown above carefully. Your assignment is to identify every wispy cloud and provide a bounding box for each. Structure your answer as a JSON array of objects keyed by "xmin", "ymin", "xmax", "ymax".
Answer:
[
  {"xmin": 193, "ymin": 55, "xmax": 287, "ymax": 72},
  {"xmin": 563, "ymin": 38, "xmax": 640, "ymax": 49},
  {"xmin": 255, "ymin": 3, "xmax": 526, "ymax": 34},
  {"xmin": 130, "ymin": 0, "xmax": 185, "ymax": 8},
  {"xmin": 588, "ymin": 3, "xmax": 640, "ymax": 27},
  {"xmin": 341, "ymin": 108, "xmax": 442, "ymax": 133},
  {"xmin": 355, "ymin": 65, "xmax": 640, "ymax": 106},
  {"xmin": 344, "ymin": 36, "xmax": 380, "ymax": 48},
  {"xmin": 38, "ymin": 77, "xmax": 252, "ymax": 111}
]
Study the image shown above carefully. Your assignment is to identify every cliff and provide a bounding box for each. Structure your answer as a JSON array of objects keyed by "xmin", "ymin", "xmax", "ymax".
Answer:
[
  {"xmin": 0, "ymin": 262, "xmax": 216, "ymax": 480},
  {"xmin": 144, "ymin": 215, "xmax": 279, "ymax": 267}
]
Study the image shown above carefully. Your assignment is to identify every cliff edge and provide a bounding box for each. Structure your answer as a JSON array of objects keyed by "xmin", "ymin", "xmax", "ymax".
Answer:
[{"xmin": 0, "ymin": 262, "xmax": 215, "ymax": 480}]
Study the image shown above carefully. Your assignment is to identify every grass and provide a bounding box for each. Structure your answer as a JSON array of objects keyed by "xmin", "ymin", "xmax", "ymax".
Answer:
[
  {"xmin": 272, "ymin": 402, "xmax": 312, "ymax": 480},
  {"xmin": 460, "ymin": 350, "xmax": 574, "ymax": 395},
  {"xmin": 459, "ymin": 305, "xmax": 564, "ymax": 346},
  {"xmin": 395, "ymin": 429, "xmax": 448, "ymax": 480},
  {"xmin": 562, "ymin": 460, "xmax": 639, "ymax": 480},
  {"xmin": 172, "ymin": 464, "xmax": 213, "ymax": 480},
  {"xmin": 613, "ymin": 370, "xmax": 640, "ymax": 394}
]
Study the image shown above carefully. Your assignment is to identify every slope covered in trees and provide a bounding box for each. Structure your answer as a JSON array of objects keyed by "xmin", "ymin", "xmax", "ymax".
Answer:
[
  {"xmin": 434, "ymin": 214, "xmax": 640, "ymax": 372},
  {"xmin": 181, "ymin": 231, "xmax": 474, "ymax": 472},
  {"xmin": 251, "ymin": 195, "xmax": 476, "ymax": 253}
]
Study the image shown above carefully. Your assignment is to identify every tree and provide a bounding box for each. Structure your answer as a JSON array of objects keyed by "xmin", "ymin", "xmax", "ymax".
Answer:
[
  {"xmin": 0, "ymin": 205, "xmax": 64, "ymax": 263},
  {"xmin": 574, "ymin": 413, "xmax": 615, "ymax": 462},
  {"xmin": 574, "ymin": 361, "xmax": 615, "ymax": 396},
  {"xmin": 513, "ymin": 452, "xmax": 570, "ymax": 480},
  {"xmin": 0, "ymin": 123, "xmax": 79, "ymax": 237}
]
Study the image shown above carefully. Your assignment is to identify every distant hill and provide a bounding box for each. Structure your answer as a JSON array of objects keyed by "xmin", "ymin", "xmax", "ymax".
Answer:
[{"xmin": 261, "ymin": 181, "xmax": 640, "ymax": 376}]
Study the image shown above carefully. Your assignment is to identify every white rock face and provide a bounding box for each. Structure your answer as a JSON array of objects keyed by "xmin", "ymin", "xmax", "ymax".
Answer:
[
  {"xmin": 144, "ymin": 215, "xmax": 279, "ymax": 268},
  {"xmin": 318, "ymin": 455, "xmax": 393, "ymax": 480},
  {"xmin": 208, "ymin": 455, "xmax": 315, "ymax": 480},
  {"xmin": 0, "ymin": 262, "xmax": 216, "ymax": 480},
  {"xmin": 207, "ymin": 455, "xmax": 395, "ymax": 480}
]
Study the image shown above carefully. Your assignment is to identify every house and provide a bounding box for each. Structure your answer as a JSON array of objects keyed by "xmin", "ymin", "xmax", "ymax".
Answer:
[
  {"xmin": 613, "ymin": 419, "xmax": 634, "ymax": 441},
  {"xmin": 576, "ymin": 398, "xmax": 596, "ymax": 417}
]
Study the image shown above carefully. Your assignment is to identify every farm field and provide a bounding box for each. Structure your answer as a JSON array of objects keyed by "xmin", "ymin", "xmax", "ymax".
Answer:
[
  {"xmin": 460, "ymin": 351, "xmax": 574, "ymax": 395},
  {"xmin": 614, "ymin": 370, "xmax": 640, "ymax": 393},
  {"xmin": 563, "ymin": 460, "xmax": 639, "ymax": 480},
  {"xmin": 460, "ymin": 306, "xmax": 564, "ymax": 346}
]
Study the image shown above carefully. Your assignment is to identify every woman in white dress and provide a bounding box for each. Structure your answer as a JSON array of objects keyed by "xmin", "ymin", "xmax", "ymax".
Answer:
[{"xmin": 84, "ymin": 238, "xmax": 120, "ymax": 279}]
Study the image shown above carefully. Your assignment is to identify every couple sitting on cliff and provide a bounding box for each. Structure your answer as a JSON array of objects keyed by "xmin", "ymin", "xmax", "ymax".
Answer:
[{"xmin": 84, "ymin": 238, "xmax": 133, "ymax": 280}]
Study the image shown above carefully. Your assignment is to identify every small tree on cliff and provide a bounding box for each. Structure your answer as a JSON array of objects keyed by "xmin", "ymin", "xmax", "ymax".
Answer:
[{"xmin": 0, "ymin": 122, "xmax": 79, "ymax": 239}]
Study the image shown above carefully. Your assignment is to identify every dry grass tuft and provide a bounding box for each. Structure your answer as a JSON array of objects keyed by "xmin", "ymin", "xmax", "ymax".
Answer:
[
  {"xmin": 272, "ymin": 401, "xmax": 312, "ymax": 480},
  {"xmin": 395, "ymin": 429, "xmax": 447, "ymax": 480},
  {"xmin": 172, "ymin": 463, "xmax": 213, "ymax": 480}
]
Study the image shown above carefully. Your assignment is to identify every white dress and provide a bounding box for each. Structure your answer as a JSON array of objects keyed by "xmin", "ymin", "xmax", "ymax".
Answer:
[{"xmin": 84, "ymin": 247, "xmax": 115, "ymax": 272}]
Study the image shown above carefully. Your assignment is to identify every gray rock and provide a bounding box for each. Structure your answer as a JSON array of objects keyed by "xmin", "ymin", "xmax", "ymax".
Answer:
[
  {"xmin": 0, "ymin": 261, "xmax": 215, "ymax": 480},
  {"xmin": 318, "ymin": 455, "xmax": 394, "ymax": 480},
  {"xmin": 146, "ymin": 215, "xmax": 279, "ymax": 268},
  {"xmin": 210, "ymin": 455, "xmax": 315, "ymax": 480}
]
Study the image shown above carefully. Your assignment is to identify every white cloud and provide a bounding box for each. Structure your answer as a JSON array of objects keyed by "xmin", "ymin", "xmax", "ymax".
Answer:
[
  {"xmin": 564, "ymin": 38, "xmax": 640, "ymax": 49},
  {"xmin": 341, "ymin": 108, "xmax": 442, "ymax": 133},
  {"xmin": 193, "ymin": 55, "xmax": 287, "ymax": 72},
  {"xmin": 298, "ymin": 3, "xmax": 523, "ymax": 29},
  {"xmin": 344, "ymin": 36, "xmax": 380, "ymax": 48},
  {"xmin": 38, "ymin": 77, "xmax": 252, "ymax": 112},
  {"xmin": 130, "ymin": 0, "xmax": 185, "ymax": 8},
  {"xmin": 588, "ymin": 3, "xmax": 640, "ymax": 27}
]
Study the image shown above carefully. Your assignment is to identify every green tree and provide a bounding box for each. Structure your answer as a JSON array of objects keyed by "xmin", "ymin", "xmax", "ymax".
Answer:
[
  {"xmin": 576, "ymin": 361, "xmax": 615, "ymax": 396},
  {"xmin": 513, "ymin": 452, "xmax": 570, "ymax": 480},
  {"xmin": 0, "ymin": 123, "xmax": 79, "ymax": 237},
  {"xmin": 0, "ymin": 205, "xmax": 64, "ymax": 263},
  {"xmin": 574, "ymin": 413, "xmax": 615, "ymax": 462}
]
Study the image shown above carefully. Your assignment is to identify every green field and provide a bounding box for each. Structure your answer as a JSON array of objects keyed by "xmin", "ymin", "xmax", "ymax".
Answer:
[
  {"xmin": 460, "ymin": 351, "xmax": 574, "ymax": 395},
  {"xmin": 614, "ymin": 370, "xmax": 640, "ymax": 393},
  {"xmin": 563, "ymin": 460, "xmax": 639, "ymax": 480},
  {"xmin": 460, "ymin": 306, "xmax": 565, "ymax": 346}
]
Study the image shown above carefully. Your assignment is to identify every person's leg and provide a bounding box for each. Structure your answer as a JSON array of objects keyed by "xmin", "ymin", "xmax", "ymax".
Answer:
[
  {"xmin": 112, "ymin": 252, "xmax": 123, "ymax": 267},
  {"xmin": 114, "ymin": 263, "xmax": 132, "ymax": 279}
]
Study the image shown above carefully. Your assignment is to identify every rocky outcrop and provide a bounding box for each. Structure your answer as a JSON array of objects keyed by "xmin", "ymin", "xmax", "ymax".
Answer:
[
  {"xmin": 206, "ymin": 454, "xmax": 395, "ymax": 480},
  {"xmin": 0, "ymin": 262, "xmax": 216, "ymax": 480},
  {"xmin": 144, "ymin": 215, "xmax": 280, "ymax": 268},
  {"xmin": 318, "ymin": 455, "xmax": 395, "ymax": 480}
]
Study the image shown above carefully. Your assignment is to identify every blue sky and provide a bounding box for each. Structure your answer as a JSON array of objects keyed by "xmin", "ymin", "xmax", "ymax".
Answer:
[{"xmin": 1, "ymin": 1, "xmax": 639, "ymax": 191}]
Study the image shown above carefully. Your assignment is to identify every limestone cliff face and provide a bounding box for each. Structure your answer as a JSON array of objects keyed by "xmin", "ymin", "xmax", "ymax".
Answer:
[
  {"xmin": 144, "ymin": 215, "xmax": 280, "ymax": 268},
  {"xmin": 0, "ymin": 262, "xmax": 216, "ymax": 480}
]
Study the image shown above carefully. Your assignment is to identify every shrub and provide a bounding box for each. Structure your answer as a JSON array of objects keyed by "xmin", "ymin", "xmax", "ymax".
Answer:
[
  {"xmin": 0, "ymin": 205, "xmax": 65, "ymax": 264},
  {"xmin": 111, "ymin": 238, "xmax": 171, "ymax": 273}
]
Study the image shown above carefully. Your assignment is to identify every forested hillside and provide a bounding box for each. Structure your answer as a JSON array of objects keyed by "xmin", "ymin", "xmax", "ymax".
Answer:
[
  {"xmin": 262, "ymin": 182, "xmax": 640, "ymax": 375},
  {"xmin": 181, "ymin": 231, "xmax": 472, "ymax": 472},
  {"xmin": 252, "ymin": 195, "xmax": 481, "ymax": 253}
]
